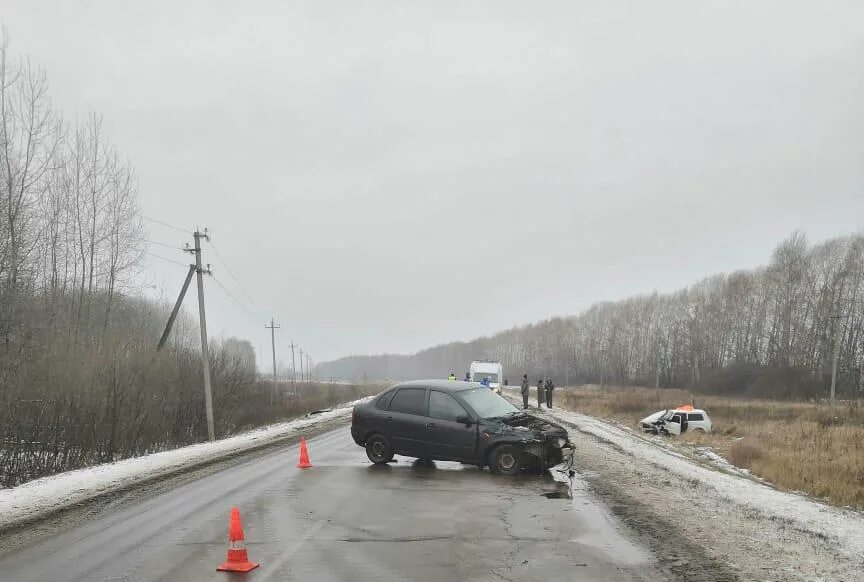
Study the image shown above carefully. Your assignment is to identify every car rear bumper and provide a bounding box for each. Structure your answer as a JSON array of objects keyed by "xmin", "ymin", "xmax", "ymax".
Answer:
[{"xmin": 350, "ymin": 426, "xmax": 365, "ymax": 446}]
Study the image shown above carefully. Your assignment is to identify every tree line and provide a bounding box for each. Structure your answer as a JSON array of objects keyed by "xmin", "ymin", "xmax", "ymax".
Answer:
[
  {"xmin": 319, "ymin": 231, "xmax": 864, "ymax": 400},
  {"xmin": 0, "ymin": 34, "xmax": 373, "ymax": 488}
]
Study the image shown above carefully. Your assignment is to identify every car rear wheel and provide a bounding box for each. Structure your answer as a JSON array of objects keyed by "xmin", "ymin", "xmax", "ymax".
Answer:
[
  {"xmin": 365, "ymin": 434, "xmax": 394, "ymax": 464},
  {"xmin": 489, "ymin": 445, "xmax": 522, "ymax": 476}
]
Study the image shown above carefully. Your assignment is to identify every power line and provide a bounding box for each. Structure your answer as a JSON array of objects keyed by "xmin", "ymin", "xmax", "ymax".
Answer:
[
  {"xmin": 144, "ymin": 251, "xmax": 190, "ymax": 268},
  {"xmin": 205, "ymin": 239, "xmax": 266, "ymax": 314},
  {"xmin": 210, "ymin": 275, "xmax": 261, "ymax": 321},
  {"xmin": 142, "ymin": 215, "xmax": 190, "ymax": 234},
  {"xmin": 142, "ymin": 238, "xmax": 185, "ymax": 251}
]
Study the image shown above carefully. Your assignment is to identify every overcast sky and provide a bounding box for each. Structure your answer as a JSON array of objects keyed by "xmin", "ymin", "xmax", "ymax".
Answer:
[{"xmin": 2, "ymin": 1, "xmax": 863, "ymax": 366}]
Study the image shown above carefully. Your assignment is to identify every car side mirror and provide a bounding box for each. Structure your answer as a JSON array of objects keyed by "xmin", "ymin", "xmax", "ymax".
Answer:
[{"xmin": 456, "ymin": 415, "xmax": 473, "ymax": 426}]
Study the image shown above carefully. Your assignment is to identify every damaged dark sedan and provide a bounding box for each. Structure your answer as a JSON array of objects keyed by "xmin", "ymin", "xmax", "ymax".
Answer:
[{"xmin": 351, "ymin": 380, "xmax": 571, "ymax": 475}]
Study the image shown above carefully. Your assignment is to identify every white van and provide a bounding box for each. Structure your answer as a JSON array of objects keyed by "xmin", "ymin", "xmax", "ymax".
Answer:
[{"xmin": 469, "ymin": 361, "xmax": 504, "ymax": 393}]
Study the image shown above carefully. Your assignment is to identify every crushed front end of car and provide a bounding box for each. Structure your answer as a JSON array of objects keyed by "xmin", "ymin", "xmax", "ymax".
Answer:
[
  {"xmin": 639, "ymin": 409, "xmax": 669, "ymax": 434},
  {"xmin": 495, "ymin": 413, "xmax": 572, "ymax": 471}
]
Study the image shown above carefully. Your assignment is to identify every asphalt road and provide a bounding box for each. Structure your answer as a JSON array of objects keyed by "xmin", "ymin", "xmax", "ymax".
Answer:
[{"xmin": 0, "ymin": 426, "xmax": 663, "ymax": 581}]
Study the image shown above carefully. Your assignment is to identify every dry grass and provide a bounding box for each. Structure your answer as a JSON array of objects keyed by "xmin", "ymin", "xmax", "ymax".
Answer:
[{"xmin": 557, "ymin": 385, "xmax": 864, "ymax": 510}]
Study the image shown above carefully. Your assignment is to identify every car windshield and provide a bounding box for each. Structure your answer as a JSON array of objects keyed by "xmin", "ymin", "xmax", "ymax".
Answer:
[
  {"xmin": 472, "ymin": 372, "xmax": 499, "ymax": 383},
  {"xmin": 458, "ymin": 387, "xmax": 518, "ymax": 419}
]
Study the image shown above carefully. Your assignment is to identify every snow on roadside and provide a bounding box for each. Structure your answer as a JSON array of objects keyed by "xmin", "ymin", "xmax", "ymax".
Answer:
[
  {"xmin": 597, "ymin": 417, "xmax": 764, "ymax": 482},
  {"xmin": 0, "ymin": 398, "xmax": 369, "ymax": 530},
  {"xmin": 544, "ymin": 406, "xmax": 864, "ymax": 558},
  {"xmin": 691, "ymin": 446, "xmax": 758, "ymax": 480}
]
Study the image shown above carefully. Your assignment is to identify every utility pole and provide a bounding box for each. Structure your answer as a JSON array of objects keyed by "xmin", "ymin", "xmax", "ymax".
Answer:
[
  {"xmin": 299, "ymin": 348, "xmax": 304, "ymax": 383},
  {"xmin": 830, "ymin": 314, "xmax": 844, "ymax": 405},
  {"xmin": 307, "ymin": 354, "xmax": 313, "ymax": 382},
  {"xmin": 265, "ymin": 319, "xmax": 280, "ymax": 406},
  {"xmin": 189, "ymin": 229, "xmax": 215, "ymax": 441},
  {"xmin": 289, "ymin": 342, "xmax": 297, "ymax": 384}
]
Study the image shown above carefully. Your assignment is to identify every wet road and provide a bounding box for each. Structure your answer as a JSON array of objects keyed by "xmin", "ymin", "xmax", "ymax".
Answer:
[{"xmin": 0, "ymin": 426, "xmax": 661, "ymax": 581}]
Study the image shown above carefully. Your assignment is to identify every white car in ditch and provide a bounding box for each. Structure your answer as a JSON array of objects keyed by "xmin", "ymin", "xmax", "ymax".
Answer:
[{"xmin": 639, "ymin": 406, "xmax": 713, "ymax": 436}]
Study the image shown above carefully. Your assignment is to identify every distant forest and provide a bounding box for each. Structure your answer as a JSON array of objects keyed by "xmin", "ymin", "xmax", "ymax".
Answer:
[{"xmin": 319, "ymin": 232, "xmax": 864, "ymax": 400}]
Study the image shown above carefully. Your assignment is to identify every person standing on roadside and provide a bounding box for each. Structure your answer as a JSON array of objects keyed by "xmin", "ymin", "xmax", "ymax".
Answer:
[
  {"xmin": 545, "ymin": 377, "xmax": 555, "ymax": 408},
  {"xmin": 520, "ymin": 374, "xmax": 530, "ymax": 409},
  {"xmin": 448, "ymin": 372, "xmax": 456, "ymax": 381},
  {"xmin": 537, "ymin": 378, "xmax": 545, "ymax": 407}
]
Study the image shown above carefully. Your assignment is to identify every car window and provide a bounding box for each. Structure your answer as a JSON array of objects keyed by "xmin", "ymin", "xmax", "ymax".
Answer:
[
  {"xmin": 375, "ymin": 390, "xmax": 396, "ymax": 410},
  {"xmin": 668, "ymin": 414, "xmax": 681, "ymax": 423},
  {"xmin": 388, "ymin": 388, "xmax": 427, "ymax": 416},
  {"xmin": 458, "ymin": 387, "xmax": 518, "ymax": 419},
  {"xmin": 688, "ymin": 413, "xmax": 704, "ymax": 421},
  {"xmin": 429, "ymin": 391, "xmax": 468, "ymax": 422}
]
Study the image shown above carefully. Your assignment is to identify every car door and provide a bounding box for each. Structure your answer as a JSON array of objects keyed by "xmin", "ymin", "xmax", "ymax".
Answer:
[
  {"xmin": 385, "ymin": 387, "xmax": 429, "ymax": 458},
  {"xmin": 663, "ymin": 412, "xmax": 682, "ymax": 436},
  {"xmin": 425, "ymin": 391, "xmax": 477, "ymax": 462}
]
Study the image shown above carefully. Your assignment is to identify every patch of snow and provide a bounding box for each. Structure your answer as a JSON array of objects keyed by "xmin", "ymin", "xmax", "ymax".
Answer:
[
  {"xmin": 691, "ymin": 446, "xmax": 752, "ymax": 477},
  {"xmin": 0, "ymin": 397, "xmax": 370, "ymax": 530},
  {"xmin": 544, "ymin": 407, "xmax": 864, "ymax": 559}
]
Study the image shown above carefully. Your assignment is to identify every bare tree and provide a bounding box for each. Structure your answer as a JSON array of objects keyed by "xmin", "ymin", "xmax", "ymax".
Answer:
[{"xmin": 0, "ymin": 29, "xmax": 60, "ymax": 322}]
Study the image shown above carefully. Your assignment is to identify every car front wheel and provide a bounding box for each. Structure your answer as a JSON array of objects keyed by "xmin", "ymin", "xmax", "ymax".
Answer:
[
  {"xmin": 489, "ymin": 444, "xmax": 523, "ymax": 475},
  {"xmin": 365, "ymin": 434, "xmax": 394, "ymax": 464}
]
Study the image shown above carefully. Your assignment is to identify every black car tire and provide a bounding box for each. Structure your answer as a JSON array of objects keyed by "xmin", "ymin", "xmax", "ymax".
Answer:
[
  {"xmin": 365, "ymin": 434, "xmax": 394, "ymax": 464},
  {"xmin": 489, "ymin": 444, "xmax": 523, "ymax": 476}
]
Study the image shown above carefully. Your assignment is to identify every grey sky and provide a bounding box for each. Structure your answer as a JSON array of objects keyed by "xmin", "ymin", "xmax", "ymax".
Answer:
[{"xmin": 2, "ymin": 1, "xmax": 863, "ymax": 366}]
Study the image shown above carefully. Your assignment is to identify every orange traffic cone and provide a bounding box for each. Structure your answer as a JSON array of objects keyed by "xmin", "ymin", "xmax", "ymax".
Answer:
[
  {"xmin": 216, "ymin": 507, "xmax": 260, "ymax": 573},
  {"xmin": 297, "ymin": 437, "xmax": 313, "ymax": 468}
]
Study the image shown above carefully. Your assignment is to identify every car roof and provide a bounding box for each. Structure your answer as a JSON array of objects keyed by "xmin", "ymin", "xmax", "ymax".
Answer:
[{"xmin": 390, "ymin": 379, "xmax": 476, "ymax": 393}]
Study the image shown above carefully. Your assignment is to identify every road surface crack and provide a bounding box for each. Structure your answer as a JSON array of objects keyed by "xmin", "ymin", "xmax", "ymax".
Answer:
[{"xmin": 338, "ymin": 535, "xmax": 453, "ymax": 543}]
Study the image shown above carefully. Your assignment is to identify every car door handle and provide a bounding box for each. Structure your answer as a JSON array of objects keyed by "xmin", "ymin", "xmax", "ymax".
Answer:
[
  {"xmin": 384, "ymin": 416, "xmax": 393, "ymax": 423},
  {"xmin": 425, "ymin": 422, "xmax": 437, "ymax": 429}
]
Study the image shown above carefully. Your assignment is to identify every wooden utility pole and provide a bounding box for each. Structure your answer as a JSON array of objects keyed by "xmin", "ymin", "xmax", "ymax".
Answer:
[
  {"xmin": 265, "ymin": 319, "xmax": 280, "ymax": 405},
  {"xmin": 190, "ymin": 229, "xmax": 215, "ymax": 441}
]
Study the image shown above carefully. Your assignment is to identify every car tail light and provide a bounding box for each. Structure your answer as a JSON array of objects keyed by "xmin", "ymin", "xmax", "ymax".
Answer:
[{"xmin": 352, "ymin": 407, "xmax": 357, "ymax": 423}]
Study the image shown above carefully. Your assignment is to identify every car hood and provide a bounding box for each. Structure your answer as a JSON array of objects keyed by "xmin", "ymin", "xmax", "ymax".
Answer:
[
  {"xmin": 639, "ymin": 410, "xmax": 669, "ymax": 425},
  {"xmin": 495, "ymin": 413, "xmax": 568, "ymax": 438}
]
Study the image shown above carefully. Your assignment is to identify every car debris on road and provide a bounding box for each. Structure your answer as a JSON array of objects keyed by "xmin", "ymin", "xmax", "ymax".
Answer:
[{"xmin": 305, "ymin": 408, "xmax": 333, "ymax": 417}]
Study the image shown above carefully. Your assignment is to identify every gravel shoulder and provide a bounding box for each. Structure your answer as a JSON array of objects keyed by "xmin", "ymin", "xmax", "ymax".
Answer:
[{"xmin": 521, "ymin": 396, "xmax": 864, "ymax": 582}]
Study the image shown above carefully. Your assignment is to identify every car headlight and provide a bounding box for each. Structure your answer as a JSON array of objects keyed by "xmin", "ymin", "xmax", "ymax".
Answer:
[{"xmin": 553, "ymin": 437, "xmax": 566, "ymax": 449}]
